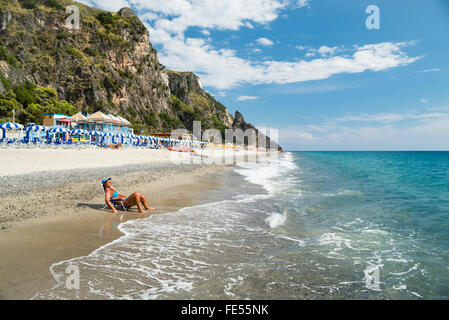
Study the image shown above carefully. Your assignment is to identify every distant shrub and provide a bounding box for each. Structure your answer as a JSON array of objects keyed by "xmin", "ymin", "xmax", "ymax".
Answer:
[
  {"xmin": 13, "ymin": 82, "xmax": 36, "ymax": 107},
  {"xmin": 44, "ymin": 0, "xmax": 64, "ymax": 10},
  {"xmin": 0, "ymin": 46, "xmax": 21, "ymax": 68},
  {"xmin": 103, "ymin": 76, "xmax": 120, "ymax": 93},
  {"xmin": 19, "ymin": 0, "xmax": 38, "ymax": 9},
  {"xmin": 143, "ymin": 111, "xmax": 158, "ymax": 128},
  {"xmin": 97, "ymin": 12, "xmax": 115, "ymax": 26},
  {"xmin": 127, "ymin": 106, "xmax": 137, "ymax": 118},
  {"xmin": 159, "ymin": 112, "xmax": 183, "ymax": 131},
  {"xmin": 0, "ymin": 73, "xmax": 12, "ymax": 91},
  {"xmin": 65, "ymin": 47, "xmax": 83, "ymax": 58},
  {"xmin": 84, "ymin": 47, "xmax": 98, "ymax": 57},
  {"xmin": 0, "ymin": 47, "xmax": 7, "ymax": 61},
  {"xmin": 0, "ymin": 90, "xmax": 18, "ymax": 118},
  {"xmin": 56, "ymin": 32, "xmax": 70, "ymax": 40}
]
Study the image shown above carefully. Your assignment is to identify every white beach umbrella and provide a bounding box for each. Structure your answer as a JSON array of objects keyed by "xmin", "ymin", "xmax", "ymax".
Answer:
[
  {"xmin": 1, "ymin": 122, "xmax": 23, "ymax": 130},
  {"xmin": 25, "ymin": 125, "xmax": 48, "ymax": 132},
  {"xmin": 88, "ymin": 130, "xmax": 104, "ymax": 136},
  {"xmin": 49, "ymin": 127, "xmax": 69, "ymax": 133},
  {"xmin": 1, "ymin": 122, "xmax": 24, "ymax": 139},
  {"xmin": 71, "ymin": 129, "xmax": 88, "ymax": 135},
  {"xmin": 48, "ymin": 127, "xmax": 69, "ymax": 141},
  {"xmin": 24, "ymin": 125, "xmax": 48, "ymax": 141}
]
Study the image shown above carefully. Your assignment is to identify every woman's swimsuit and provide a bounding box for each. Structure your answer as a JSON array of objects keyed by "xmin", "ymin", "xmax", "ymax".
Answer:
[{"xmin": 111, "ymin": 191, "xmax": 128, "ymax": 202}]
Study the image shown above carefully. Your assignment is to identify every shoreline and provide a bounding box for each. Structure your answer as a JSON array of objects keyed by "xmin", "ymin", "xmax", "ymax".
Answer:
[{"xmin": 0, "ymin": 158, "xmax": 235, "ymax": 299}]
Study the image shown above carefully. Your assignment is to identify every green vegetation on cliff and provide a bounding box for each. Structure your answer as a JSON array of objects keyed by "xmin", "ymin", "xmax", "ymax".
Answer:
[{"xmin": 0, "ymin": 82, "xmax": 76, "ymax": 124}]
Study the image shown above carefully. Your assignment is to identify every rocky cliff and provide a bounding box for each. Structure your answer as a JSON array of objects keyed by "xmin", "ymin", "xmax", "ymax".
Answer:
[{"xmin": 0, "ymin": 0, "xmax": 281, "ymax": 149}]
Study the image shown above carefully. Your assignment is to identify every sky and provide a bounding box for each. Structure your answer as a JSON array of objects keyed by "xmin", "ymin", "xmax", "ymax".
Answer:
[{"xmin": 78, "ymin": 0, "xmax": 449, "ymax": 150}]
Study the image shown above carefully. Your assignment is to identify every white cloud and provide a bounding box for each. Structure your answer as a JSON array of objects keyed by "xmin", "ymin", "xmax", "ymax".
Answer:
[
  {"xmin": 237, "ymin": 96, "xmax": 260, "ymax": 101},
  {"xmin": 257, "ymin": 37, "xmax": 274, "ymax": 46},
  {"xmin": 335, "ymin": 113, "xmax": 406, "ymax": 123},
  {"xmin": 154, "ymin": 37, "xmax": 421, "ymax": 89},
  {"xmin": 134, "ymin": 0, "xmax": 285, "ymax": 35},
  {"xmin": 415, "ymin": 68, "xmax": 440, "ymax": 73},
  {"xmin": 334, "ymin": 111, "xmax": 449, "ymax": 124},
  {"xmin": 317, "ymin": 45, "xmax": 340, "ymax": 56},
  {"xmin": 420, "ymin": 98, "xmax": 428, "ymax": 104},
  {"xmin": 305, "ymin": 51, "xmax": 316, "ymax": 57},
  {"xmin": 77, "ymin": 0, "xmax": 129, "ymax": 11},
  {"xmin": 81, "ymin": 1, "xmax": 420, "ymax": 91},
  {"xmin": 277, "ymin": 111, "xmax": 449, "ymax": 150},
  {"xmin": 296, "ymin": 0, "xmax": 310, "ymax": 8}
]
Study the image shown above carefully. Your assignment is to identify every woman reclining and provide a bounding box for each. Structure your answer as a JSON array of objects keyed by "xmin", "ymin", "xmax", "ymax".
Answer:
[{"xmin": 102, "ymin": 177, "xmax": 155, "ymax": 214}]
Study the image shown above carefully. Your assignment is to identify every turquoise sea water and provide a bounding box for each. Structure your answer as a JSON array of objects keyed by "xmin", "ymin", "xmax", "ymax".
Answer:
[
  {"xmin": 35, "ymin": 152, "xmax": 449, "ymax": 299},
  {"xmin": 278, "ymin": 151, "xmax": 449, "ymax": 299}
]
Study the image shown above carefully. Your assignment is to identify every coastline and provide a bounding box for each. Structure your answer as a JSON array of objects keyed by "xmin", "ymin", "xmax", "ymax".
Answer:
[{"xmin": 0, "ymin": 150, "xmax": 235, "ymax": 299}]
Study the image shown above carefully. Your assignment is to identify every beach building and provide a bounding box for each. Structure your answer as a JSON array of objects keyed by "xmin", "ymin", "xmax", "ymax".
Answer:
[
  {"xmin": 42, "ymin": 114, "xmax": 73, "ymax": 130},
  {"xmin": 42, "ymin": 112, "xmax": 133, "ymax": 135}
]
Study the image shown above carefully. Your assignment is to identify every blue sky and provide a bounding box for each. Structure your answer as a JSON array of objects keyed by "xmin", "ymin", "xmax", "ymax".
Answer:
[{"xmin": 79, "ymin": 0, "xmax": 449, "ymax": 150}]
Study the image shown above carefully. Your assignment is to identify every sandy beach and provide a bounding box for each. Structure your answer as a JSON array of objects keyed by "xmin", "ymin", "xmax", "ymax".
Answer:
[{"xmin": 0, "ymin": 147, "xmax": 237, "ymax": 299}]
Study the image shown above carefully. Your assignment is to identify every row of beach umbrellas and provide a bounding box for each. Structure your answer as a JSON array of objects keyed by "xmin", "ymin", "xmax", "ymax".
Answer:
[{"xmin": 1, "ymin": 122, "xmax": 209, "ymax": 145}]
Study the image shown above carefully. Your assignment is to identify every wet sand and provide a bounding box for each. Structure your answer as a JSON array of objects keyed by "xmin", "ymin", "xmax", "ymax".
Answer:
[{"xmin": 0, "ymin": 164, "xmax": 231, "ymax": 299}]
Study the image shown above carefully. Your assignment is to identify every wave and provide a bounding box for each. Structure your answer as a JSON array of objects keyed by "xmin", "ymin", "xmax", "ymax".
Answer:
[
  {"xmin": 265, "ymin": 209, "xmax": 287, "ymax": 228},
  {"xmin": 234, "ymin": 152, "xmax": 298, "ymax": 195}
]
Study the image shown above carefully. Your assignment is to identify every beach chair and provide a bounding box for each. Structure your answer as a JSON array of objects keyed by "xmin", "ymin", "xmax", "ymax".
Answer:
[
  {"xmin": 7, "ymin": 138, "xmax": 17, "ymax": 147},
  {"xmin": 100, "ymin": 181, "xmax": 128, "ymax": 212}
]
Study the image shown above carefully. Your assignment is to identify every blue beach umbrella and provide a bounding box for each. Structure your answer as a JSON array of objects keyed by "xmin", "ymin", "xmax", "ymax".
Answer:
[
  {"xmin": 102, "ymin": 131, "xmax": 113, "ymax": 144},
  {"xmin": 71, "ymin": 128, "xmax": 88, "ymax": 144},
  {"xmin": 115, "ymin": 132, "xmax": 125, "ymax": 144},
  {"xmin": 123, "ymin": 134, "xmax": 132, "ymax": 145},
  {"xmin": 49, "ymin": 127, "xmax": 69, "ymax": 141},
  {"xmin": 1, "ymin": 122, "xmax": 24, "ymax": 139},
  {"xmin": 71, "ymin": 129, "xmax": 88, "ymax": 135},
  {"xmin": 25, "ymin": 125, "xmax": 48, "ymax": 141},
  {"xmin": 0, "ymin": 122, "xmax": 24, "ymax": 129},
  {"xmin": 88, "ymin": 130, "xmax": 104, "ymax": 136},
  {"xmin": 88, "ymin": 131, "xmax": 103, "ymax": 144},
  {"xmin": 49, "ymin": 127, "xmax": 69, "ymax": 133},
  {"xmin": 25, "ymin": 125, "xmax": 47, "ymax": 131}
]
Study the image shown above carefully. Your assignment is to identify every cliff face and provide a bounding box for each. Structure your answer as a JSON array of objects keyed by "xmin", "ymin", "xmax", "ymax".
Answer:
[
  {"xmin": 1, "ymin": 0, "xmax": 172, "ymax": 131},
  {"xmin": 232, "ymin": 111, "xmax": 282, "ymax": 151},
  {"xmin": 0, "ymin": 0, "xmax": 281, "ymax": 149},
  {"xmin": 166, "ymin": 70, "xmax": 234, "ymax": 129}
]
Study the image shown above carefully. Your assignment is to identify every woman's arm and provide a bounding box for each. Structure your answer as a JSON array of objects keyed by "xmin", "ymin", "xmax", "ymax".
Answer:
[{"xmin": 105, "ymin": 190, "xmax": 119, "ymax": 214}]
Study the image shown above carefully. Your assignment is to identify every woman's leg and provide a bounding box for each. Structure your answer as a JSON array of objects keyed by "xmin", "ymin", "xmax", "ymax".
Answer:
[
  {"xmin": 123, "ymin": 192, "xmax": 145, "ymax": 213},
  {"xmin": 139, "ymin": 194, "xmax": 152, "ymax": 210}
]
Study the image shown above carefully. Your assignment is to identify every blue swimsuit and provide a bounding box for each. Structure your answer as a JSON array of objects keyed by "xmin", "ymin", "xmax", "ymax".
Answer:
[{"xmin": 112, "ymin": 191, "xmax": 128, "ymax": 201}]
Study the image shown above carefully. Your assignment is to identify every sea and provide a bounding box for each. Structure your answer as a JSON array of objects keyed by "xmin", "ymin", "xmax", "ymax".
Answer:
[{"xmin": 33, "ymin": 152, "xmax": 449, "ymax": 299}]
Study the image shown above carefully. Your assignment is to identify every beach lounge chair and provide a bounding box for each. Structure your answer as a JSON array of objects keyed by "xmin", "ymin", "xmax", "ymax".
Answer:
[
  {"xmin": 100, "ymin": 180, "xmax": 128, "ymax": 212},
  {"xmin": 7, "ymin": 138, "xmax": 17, "ymax": 147}
]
